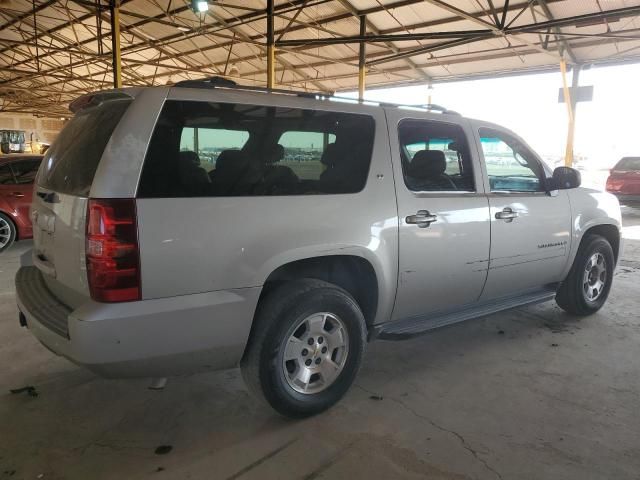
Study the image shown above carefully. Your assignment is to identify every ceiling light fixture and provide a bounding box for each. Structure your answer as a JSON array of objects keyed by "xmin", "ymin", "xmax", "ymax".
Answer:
[{"xmin": 191, "ymin": 0, "xmax": 208, "ymax": 13}]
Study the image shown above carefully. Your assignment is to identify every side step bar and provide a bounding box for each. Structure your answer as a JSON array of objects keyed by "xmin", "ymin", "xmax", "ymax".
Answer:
[{"xmin": 374, "ymin": 286, "xmax": 558, "ymax": 340}]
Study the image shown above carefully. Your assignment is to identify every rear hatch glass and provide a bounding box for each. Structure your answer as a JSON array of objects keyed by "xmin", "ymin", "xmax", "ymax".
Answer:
[
  {"xmin": 37, "ymin": 98, "xmax": 131, "ymax": 196},
  {"xmin": 32, "ymin": 97, "xmax": 132, "ymax": 307}
]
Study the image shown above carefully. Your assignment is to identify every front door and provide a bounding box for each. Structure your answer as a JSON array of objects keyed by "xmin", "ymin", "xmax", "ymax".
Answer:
[
  {"xmin": 472, "ymin": 124, "xmax": 572, "ymax": 299},
  {"xmin": 387, "ymin": 113, "xmax": 491, "ymax": 321}
]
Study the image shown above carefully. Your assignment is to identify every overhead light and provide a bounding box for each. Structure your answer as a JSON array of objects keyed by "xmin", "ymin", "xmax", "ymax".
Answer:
[
  {"xmin": 191, "ymin": 0, "xmax": 208, "ymax": 13},
  {"xmin": 177, "ymin": 26, "xmax": 190, "ymax": 32}
]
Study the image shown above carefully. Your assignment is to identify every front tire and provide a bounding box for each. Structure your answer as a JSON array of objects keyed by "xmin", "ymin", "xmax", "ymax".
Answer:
[
  {"xmin": 241, "ymin": 279, "xmax": 366, "ymax": 418},
  {"xmin": 556, "ymin": 234, "xmax": 614, "ymax": 316},
  {"xmin": 0, "ymin": 213, "xmax": 16, "ymax": 253}
]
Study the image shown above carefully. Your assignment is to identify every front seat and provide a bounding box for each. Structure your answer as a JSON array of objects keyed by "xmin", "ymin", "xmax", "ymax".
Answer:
[{"xmin": 405, "ymin": 150, "xmax": 456, "ymax": 191}]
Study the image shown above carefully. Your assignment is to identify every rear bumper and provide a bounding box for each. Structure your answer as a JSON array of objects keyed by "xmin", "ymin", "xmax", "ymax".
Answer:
[{"xmin": 15, "ymin": 266, "xmax": 260, "ymax": 378}]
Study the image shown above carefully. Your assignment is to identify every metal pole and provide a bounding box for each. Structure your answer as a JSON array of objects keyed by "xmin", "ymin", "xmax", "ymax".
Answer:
[
  {"xmin": 109, "ymin": 0, "xmax": 122, "ymax": 88},
  {"xmin": 266, "ymin": 0, "xmax": 275, "ymax": 89},
  {"xmin": 358, "ymin": 15, "xmax": 366, "ymax": 102},
  {"xmin": 561, "ymin": 61, "xmax": 580, "ymax": 167}
]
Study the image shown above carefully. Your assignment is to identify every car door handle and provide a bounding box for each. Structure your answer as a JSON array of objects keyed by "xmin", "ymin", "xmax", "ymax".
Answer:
[
  {"xmin": 11, "ymin": 192, "xmax": 25, "ymax": 198},
  {"xmin": 406, "ymin": 210, "xmax": 437, "ymax": 228},
  {"xmin": 495, "ymin": 207, "xmax": 518, "ymax": 222}
]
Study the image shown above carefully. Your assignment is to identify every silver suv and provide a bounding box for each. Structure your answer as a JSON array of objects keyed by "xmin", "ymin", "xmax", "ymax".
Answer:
[{"xmin": 15, "ymin": 79, "xmax": 622, "ymax": 417}]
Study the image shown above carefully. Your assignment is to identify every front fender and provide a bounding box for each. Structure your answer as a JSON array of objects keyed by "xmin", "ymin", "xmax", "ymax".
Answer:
[{"xmin": 563, "ymin": 188, "xmax": 622, "ymax": 277}]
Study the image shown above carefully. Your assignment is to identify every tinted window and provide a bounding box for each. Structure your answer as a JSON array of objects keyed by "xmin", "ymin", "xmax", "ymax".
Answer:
[
  {"xmin": 398, "ymin": 120, "xmax": 475, "ymax": 192},
  {"xmin": 0, "ymin": 165, "xmax": 14, "ymax": 185},
  {"xmin": 138, "ymin": 101, "xmax": 375, "ymax": 197},
  {"xmin": 11, "ymin": 159, "xmax": 41, "ymax": 185},
  {"xmin": 479, "ymin": 128, "xmax": 544, "ymax": 192},
  {"xmin": 278, "ymin": 131, "xmax": 336, "ymax": 180},
  {"xmin": 615, "ymin": 157, "xmax": 640, "ymax": 171},
  {"xmin": 37, "ymin": 99, "xmax": 131, "ymax": 196}
]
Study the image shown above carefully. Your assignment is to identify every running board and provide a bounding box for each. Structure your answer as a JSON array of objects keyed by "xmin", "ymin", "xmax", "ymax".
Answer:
[{"xmin": 374, "ymin": 286, "xmax": 558, "ymax": 340}]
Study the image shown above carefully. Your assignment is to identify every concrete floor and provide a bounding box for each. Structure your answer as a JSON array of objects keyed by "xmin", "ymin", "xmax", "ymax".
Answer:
[{"xmin": 1, "ymin": 208, "xmax": 639, "ymax": 480}]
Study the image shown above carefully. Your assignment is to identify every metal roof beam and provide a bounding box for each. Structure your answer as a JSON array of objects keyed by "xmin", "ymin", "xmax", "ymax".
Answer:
[{"xmin": 536, "ymin": 0, "xmax": 578, "ymax": 63}]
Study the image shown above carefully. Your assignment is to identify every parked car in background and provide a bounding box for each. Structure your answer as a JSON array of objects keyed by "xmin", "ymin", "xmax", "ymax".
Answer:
[
  {"xmin": 606, "ymin": 157, "xmax": 640, "ymax": 206},
  {"xmin": 0, "ymin": 154, "xmax": 43, "ymax": 252},
  {"xmin": 14, "ymin": 81, "xmax": 622, "ymax": 418}
]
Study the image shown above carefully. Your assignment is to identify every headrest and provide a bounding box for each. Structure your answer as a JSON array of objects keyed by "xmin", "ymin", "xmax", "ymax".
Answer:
[
  {"xmin": 179, "ymin": 150, "xmax": 200, "ymax": 166},
  {"xmin": 215, "ymin": 149, "xmax": 247, "ymax": 171},
  {"xmin": 265, "ymin": 144, "xmax": 285, "ymax": 164},
  {"xmin": 407, "ymin": 150, "xmax": 446, "ymax": 178},
  {"xmin": 320, "ymin": 143, "xmax": 341, "ymax": 167}
]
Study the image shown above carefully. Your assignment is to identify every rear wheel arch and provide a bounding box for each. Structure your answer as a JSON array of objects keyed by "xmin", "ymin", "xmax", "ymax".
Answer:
[{"xmin": 257, "ymin": 255, "xmax": 379, "ymax": 329}]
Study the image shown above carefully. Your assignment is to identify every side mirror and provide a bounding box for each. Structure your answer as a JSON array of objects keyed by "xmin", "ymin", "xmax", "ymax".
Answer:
[{"xmin": 549, "ymin": 166, "xmax": 581, "ymax": 190}]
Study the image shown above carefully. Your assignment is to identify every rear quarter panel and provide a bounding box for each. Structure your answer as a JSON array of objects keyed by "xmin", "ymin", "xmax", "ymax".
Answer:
[{"xmin": 136, "ymin": 89, "xmax": 399, "ymax": 325}]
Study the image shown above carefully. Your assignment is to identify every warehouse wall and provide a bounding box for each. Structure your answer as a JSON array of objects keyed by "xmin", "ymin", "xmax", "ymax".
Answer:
[{"xmin": 0, "ymin": 113, "xmax": 64, "ymax": 152}]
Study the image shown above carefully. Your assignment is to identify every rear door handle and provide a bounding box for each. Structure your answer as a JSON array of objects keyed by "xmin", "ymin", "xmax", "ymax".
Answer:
[
  {"xmin": 495, "ymin": 207, "xmax": 518, "ymax": 222},
  {"xmin": 406, "ymin": 210, "xmax": 438, "ymax": 228},
  {"xmin": 11, "ymin": 192, "xmax": 25, "ymax": 198}
]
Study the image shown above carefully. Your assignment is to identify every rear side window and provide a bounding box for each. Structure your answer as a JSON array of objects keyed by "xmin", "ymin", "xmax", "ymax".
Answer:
[
  {"xmin": 137, "ymin": 101, "xmax": 375, "ymax": 197},
  {"xmin": 615, "ymin": 157, "xmax": 640, "ymax": 171},
  {"xmin": 0, "ymin": 165, "xmax": 14, "ymax": 185},
  {"xmin": 11, "ymin": 159, "xmax": 41, "ymax": 185},
  {"xmin": 37, "ymin": 99, "xmax": 131, "ymax": 196}
]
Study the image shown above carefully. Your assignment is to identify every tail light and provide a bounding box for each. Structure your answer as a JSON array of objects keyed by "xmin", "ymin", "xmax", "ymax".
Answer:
[{"xmin": 86, "ymin": 198, "xmax": 141, "ymax": 302}]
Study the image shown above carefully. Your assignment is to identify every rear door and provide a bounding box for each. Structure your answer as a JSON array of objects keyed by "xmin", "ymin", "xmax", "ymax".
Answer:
[
  {"xmin": 386, "ymin": 110, "xmax": 491, "ymax": 321},
  {"xmin": 32, "ymin": 97, "xmax": 133, "ymax": 307},
  {"xmin": 472, "ymin": 123, "xmax": 572, "ymax": 299}
]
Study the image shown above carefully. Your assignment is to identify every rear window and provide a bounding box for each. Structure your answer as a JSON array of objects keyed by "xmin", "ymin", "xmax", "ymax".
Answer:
[
  {"xmin": 37, "ymin": 99, "xmax": 131, "ymax": 196},
  {"xmin": 615, "ymin": 157, "xmax": 640, "ymax": 171},
  {"xmin": 137, "ymin": 100, "xmax": 375, "ymax": 197}
]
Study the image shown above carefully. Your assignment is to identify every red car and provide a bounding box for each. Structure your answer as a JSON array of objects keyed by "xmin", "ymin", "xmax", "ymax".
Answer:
[
  {"xmin": 0, "ymin": 154, "xmax": 43, "ymax": 252},
  {"xmin": 606, "ymin": 157, "xmax": 640, "ymax": 206}
]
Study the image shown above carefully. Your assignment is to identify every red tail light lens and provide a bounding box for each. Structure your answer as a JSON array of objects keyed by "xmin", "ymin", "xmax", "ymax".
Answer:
[{"xmin": 86, "ymin": 198, "xmax": 141, "ymax": 302}]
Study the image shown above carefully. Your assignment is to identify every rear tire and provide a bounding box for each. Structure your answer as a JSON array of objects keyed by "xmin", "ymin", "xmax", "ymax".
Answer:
[
  {"xmin": 0, "ymin": 213, "xmax": 16, "ymax": 253},
  {"xmin": 241, "ymin": 279, "xmax": 367, "ymax": 418},
  {"xmin": 556, "ymin": 234, "xmax": 614, "ymax": 316}
]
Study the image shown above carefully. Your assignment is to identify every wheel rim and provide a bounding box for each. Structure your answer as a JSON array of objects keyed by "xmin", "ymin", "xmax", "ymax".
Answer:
[
  {"xmin": 583, "ymin": 252, "xmax": 607, "ymax": 302},
  {"xmin": 281, "ymin": 312, "xmax": 349, "ymax": 395},
  {"xmin": 0, "ymin": 217, "xmax": 12, "ymax": 249}
]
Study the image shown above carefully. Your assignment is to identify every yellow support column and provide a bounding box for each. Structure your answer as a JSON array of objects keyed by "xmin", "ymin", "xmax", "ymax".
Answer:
[
  {"xmin": 560, "ymin": 60, "xmax": 580, "ymax": 167},
  {"xmin": 110, "ymin": 1, "xmax": 122, "ymax": 89},
  {"xmin": 358, "ymin": 15, "xmax": 366, "ymax": 102},
  {"xmin": 266, "ymin": 0, "xmax": 275, "ymax": 89}
]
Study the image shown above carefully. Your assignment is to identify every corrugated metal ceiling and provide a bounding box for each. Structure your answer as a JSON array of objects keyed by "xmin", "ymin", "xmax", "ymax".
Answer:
[{"xmin": 0, "ymin": 0, "xmax": 639, "ymax": 114}]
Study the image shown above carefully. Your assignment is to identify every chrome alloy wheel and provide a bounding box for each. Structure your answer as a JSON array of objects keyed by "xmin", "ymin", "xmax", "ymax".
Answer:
[
  {"xmin": 281, "ymin": 312, "xmax": 349, "ymax": 394},
  {"xmin": 583, "ymin": 252, "xmax": 607, "ymax": 302},
  {"xmin": 0, "ymin": 217, "xmax": 12, "ymax": 249}
]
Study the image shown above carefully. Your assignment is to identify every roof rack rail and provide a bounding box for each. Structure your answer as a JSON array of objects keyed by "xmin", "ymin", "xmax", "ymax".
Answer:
[
  {"xmin": 173, "ymin": 76, "xmax": 325, "ymax": 98},
  {"xmin": 173, "ymin": 76, "xmax": 460, "ymax": 115}
]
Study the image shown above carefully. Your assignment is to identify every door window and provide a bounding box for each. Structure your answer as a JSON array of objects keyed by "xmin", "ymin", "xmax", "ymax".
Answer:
[
  {"xmin": 0, "ymin": 165, "xmax": 14, "ymax": 185},
  {"xmin": 11, "ymin": 159, "xmax": 41, "ymax": 185},
  {"xmin": 479, "ymin": 128, "xmax": 544, "ymax": 193},
  {"xmin": 398, "ymin": 120, "xmax": 475, "ymax": 192}
]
